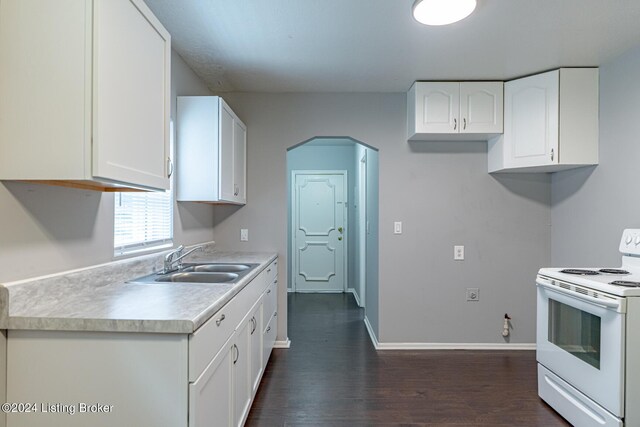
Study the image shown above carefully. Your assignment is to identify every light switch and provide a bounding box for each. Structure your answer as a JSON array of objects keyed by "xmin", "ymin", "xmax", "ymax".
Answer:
[
  {"xmin": 454, "ymin": 245, "xmax": 464, "ymax": 260},
  {"xmin": 240, "ymin": 229, "xmax": 249, "ymax": 241},
  {"xmin": 394, "ymin": 222, "xmax": 402, "ymax": 234}
]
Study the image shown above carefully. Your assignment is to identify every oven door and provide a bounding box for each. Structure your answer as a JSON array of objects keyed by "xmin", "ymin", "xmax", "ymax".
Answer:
[{"xmin": 536, "ymin": 276, "xmax": 626, "ymax": 417}]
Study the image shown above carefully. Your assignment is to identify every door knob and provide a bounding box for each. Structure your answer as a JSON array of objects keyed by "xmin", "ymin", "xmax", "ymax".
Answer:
[
  {"xmin": 338, "ymin": 236, "xmax": 343, "ymax": 241},
  {"xmin": 338, "ymin": 227, "xmax": 343, "ymax": 233}
]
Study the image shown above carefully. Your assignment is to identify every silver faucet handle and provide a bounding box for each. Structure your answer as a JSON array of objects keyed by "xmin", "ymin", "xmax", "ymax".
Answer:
[{"xmin": 165, "ymin": 245, "xmax": 185, "ymax": 262}]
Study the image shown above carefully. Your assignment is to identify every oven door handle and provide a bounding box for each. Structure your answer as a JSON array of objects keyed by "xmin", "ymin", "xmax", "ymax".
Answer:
[{"xmin": 536, "ymin": 278, "xmax": 623, "ymax": 310}]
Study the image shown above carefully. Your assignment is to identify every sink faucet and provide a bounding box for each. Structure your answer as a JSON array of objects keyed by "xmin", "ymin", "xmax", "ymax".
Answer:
[{"xmin": 163, "ymin": 244, "xmax": 205, "ymax": 273}]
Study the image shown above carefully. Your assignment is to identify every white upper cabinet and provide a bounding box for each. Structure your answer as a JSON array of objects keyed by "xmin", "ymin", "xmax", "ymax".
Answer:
[
  {"xmin": 408, "ymin": 81, "xmax": 503, "ymax": 140},
  {"xmin": 488, "ymin": 68, "xmax": 599, "ymax": 173},
  {"xmin": 0, "ymin": 0, "xmax": 171, "ymax": 191},
  {"xmin": 176, "ymin": 97, "xmax": 247, "ymax": 205}
]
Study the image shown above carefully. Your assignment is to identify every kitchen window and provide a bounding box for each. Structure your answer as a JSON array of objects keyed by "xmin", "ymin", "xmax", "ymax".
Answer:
[{"xmin": 114, "ymin": 122, "xmax": 174, "ymax": 256}]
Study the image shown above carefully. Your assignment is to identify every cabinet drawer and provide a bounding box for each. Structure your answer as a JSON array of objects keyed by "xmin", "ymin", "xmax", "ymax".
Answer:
[
  {"xmin": 263, "ymin": 313, "xmax": 277, "ymax": 367},
  {"xmin": 263, "ymin": 279, "xmax": 277, "ymax": 325},
  {"xmin": 189, "ymin": 296, "xmax": 242, "ymax": 382},
  {"xmin": 265, "ymin": 259, "xmax": 277, "ymax": 285}
]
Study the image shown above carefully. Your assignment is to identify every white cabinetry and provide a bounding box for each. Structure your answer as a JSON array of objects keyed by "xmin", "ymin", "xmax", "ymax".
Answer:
[
  {"xmin": 408, "ymin": 81, "xmax": 503, "ymax": 140},
  {"xmin": 7, "ymin": 258, "xmax": 278, "ymax": 427},
  {"xmin": 0, "ymin": 0, "xmax": 171, "ymax": 191},
  {"xmin": 177, "ymin": 97, "xmax": 247, "ymax": 204},
  {"xmin": 189, "ymin": 336, "xmax": 234, "ymax": 427},
  {"xmin": 488, "ymin": 68, "xmax": 599, "ymax": 173},
  {"xmin": 187, "ymin": 259, "xmax": 277, "ymax": 427}
]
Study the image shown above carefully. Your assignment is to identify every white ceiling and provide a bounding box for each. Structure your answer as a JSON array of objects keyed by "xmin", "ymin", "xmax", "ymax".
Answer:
[{"xmin": 144, "ymin": 0, "xmax": 640, "ymax": 93}]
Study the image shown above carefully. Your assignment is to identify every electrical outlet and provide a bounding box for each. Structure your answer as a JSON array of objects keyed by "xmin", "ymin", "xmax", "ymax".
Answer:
[
  {"xmin": 466, "ymin": 288, "xmax": 479, "ymax": 302},
  {"xmin": 240, "ymin": 229, "xmax": 249, "ymax": 241},
  {"xmin": 454, "ymin": 245, "xmax": 464, "ymax": 260},
  {"xmin": 394, "ymin": 222, "xmax": 402, "ymax": 234}
]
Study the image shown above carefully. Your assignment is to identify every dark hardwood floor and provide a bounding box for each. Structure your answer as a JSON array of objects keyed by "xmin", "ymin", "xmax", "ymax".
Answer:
[{"xmin": 246, "ymin": 293, "xmax": 569, "ymax": 426}]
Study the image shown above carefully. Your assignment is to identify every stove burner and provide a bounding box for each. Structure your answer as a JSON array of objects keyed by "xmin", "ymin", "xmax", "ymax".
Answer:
[
  {"xmin": 610, "ymin": 280, "xmax": 640, "ymax": 287},
  {"xmin": 560, "ymin": 269, "xmax": 600, "ymax": 275},
  {"xmin": 599, "ymin": 269, "xmax": 630, "ymax": 275}
]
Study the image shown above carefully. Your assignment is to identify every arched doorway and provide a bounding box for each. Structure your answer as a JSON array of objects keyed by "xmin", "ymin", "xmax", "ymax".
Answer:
[{"xmin": 286, "ymin": 137, "xmax": 378, "ymax": 314}]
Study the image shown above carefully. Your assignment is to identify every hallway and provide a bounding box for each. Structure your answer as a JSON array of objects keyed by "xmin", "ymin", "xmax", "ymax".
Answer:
[{"xmin": 246, "ymin": 293, "xmax": 568, "ymax": 426}]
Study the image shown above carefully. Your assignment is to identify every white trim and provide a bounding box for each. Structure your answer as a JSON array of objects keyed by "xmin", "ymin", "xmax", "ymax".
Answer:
[
  {"xmin": 375, "ymin": 342, "xmax": 536, "ymax": 351},
  {"xmin": 347, "ymin": 287, "xmax": 361, "ymax": 306},
  {"xmin": 274, "ymin": 339, "xmax": 291, "ymax": 349},
  {"xmin": 358, "ymin": 149, "xmax": 367, "ymax": 309},
  {"xmin": 362, "ymin": 317, "xmax": 535, "ymax": 351},
  {"xmin": 364, "ymin": 315, "xmax": 379, "ymax": 348},
  {"xmin": 290, "ymin": 170, "xmax": 348, "ymax": 293},
  {"xmin": 292, "ymin": 290, "xmax": 343, "ymax": 293}
]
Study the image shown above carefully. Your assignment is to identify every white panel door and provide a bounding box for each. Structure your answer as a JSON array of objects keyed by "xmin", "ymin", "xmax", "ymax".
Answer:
[
  {"xmin": 504, "ymin": 70, "xmax": 559, "ymax": 168},
  {"xmin": 293, "ymin": 172, "xmax": 346, "ymax": 292}
]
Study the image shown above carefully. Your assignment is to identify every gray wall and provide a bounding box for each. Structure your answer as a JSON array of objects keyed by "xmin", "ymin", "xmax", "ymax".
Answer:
[
  {"xmin": 286, "ymin": 139, "xmax": 357, "ymax": 292},
  {"xmin": 217, "ymin": 92, "xmax": 550, "ymax": 345},
  {"xmin": 0, "ymin": 50, "xmax": 216, "ymax": 283},
  {"xmin": 552, "ymin": 45, "xmax": 640, "ymax": 266}
]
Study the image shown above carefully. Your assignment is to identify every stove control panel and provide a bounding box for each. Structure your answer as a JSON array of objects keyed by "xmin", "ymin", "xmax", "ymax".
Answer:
[{"xmin": 619, "ymin": 229, "xmax": 640, "ymax": 255}]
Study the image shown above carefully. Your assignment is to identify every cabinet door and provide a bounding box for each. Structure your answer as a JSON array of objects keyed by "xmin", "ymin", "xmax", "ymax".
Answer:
[
  {"xmin": 189, "ymin": 336, "xmax": 234, "ymax": 427},
  {"xmin": 413, "ymin": 82, "xmax": 460, "ymax": 134},
  {"xmin": 219, "ymin": 101, "xmax": 236, "ymax": 202},
  {"xmin": 234, "ymin": 316, "xmax": 252, "ymax": 427},
  {"xmin": 250, "ymin": 303, "xmax": 263, "ymax": 395},
  {"xmin": 504, "ymin": 70, "xmax": 559, "ymax": 168},
  {"xmin": 92, "ymin": 0, "xmax": 171, "ymax": 190},
  {"xmin": 263, "ymin": 314, "xmax": 277, "ymax": 372},
  {"xmin": 233, "ymin": 120, "xmax": 247, "ymax": 204},
  {"xmin": 460, "ymin": 82, "xmax": 503, "ymax": 134}
]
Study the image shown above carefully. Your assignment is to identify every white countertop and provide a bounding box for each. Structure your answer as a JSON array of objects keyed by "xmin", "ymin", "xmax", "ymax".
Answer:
[{"xmin": 0, "ymin": 246, "xmax": 277, "ymax": 334}]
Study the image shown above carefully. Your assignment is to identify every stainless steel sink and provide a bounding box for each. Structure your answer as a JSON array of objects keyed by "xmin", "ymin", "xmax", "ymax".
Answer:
[
  {"xmin": 127, "ymin": 263, "xmax": 259, "ymax": 285},
  {"xmin": 180, "ymin": 263, "xmax": 252, "ymax": 273},
  {"xmin": 154, "ymin": 271, "xmax": 238, "ymax": 283}
]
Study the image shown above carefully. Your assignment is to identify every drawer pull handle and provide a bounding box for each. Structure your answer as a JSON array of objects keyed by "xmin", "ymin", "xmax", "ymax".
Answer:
[
  {"xmin": 266, "ymin": 326, "xmax": 271, "ymax": 333},
  {"xmin": 267, "ymin": 289, "xmax": 271, "ymax": 294},
  {"xmin": 251, "ymin": 317, "xmax": 256, "ymax": 334},
  {"xmin": 216, "ymin": 314, "xmax": 226, "ymax": 326},
  {"xmin": 267, "ymin": 268, "xmax": 271, "ymax": 273},
  {"xmin": 233, "ymin": 344, "xmax": 239, "ymax": 364},
  {"xmin": 274, "ymin": 280, "xmax": 278, "ymax": 284}
]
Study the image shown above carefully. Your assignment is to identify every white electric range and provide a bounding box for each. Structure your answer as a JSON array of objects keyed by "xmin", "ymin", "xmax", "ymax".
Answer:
[{"xmin": 536, "ymin": 229, "xmax": 640, "ymax": 427}]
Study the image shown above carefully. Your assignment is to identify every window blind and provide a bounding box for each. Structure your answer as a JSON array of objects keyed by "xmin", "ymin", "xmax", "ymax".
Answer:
[{"xmin": 114, "ymin": 189, "xmax": 173, "ymax": 256}]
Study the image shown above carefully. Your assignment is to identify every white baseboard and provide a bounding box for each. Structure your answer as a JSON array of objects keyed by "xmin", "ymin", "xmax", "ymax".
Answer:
[
  {"xmin": 374, "ymin": 342, "xmax": 536, "ymax": 350},
  {"xmin": 363, "ymin": 315, "xmax": 379, "ymax": 348},
  {"xmin": 346, "ymin": 288, "xmax": 361, "ymax": 306},
  {"xmin": 274, "ymin": 339, "xmax": 291, "ymax": 349},
  {"xmin": 362, "ymin": 317, "xmax": 534, "ymax": 350}
]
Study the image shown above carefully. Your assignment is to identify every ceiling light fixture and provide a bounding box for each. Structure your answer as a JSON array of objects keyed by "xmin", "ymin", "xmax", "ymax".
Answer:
[{"xmin": 412, "ymin": 0, "xmax": 477, "ymax": 26}]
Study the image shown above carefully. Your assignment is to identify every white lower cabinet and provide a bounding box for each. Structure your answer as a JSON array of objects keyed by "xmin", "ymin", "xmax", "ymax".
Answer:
[
  {"xmin": 233, "ymin": 308, "xmax": 253, "ymax": 427},
  {"xmin": 249, "ymin": 303, "xmax": 264, "ymax": 395},
  {"xmin": 6, "ymin": 258, "xmax": 278, "ymax": 427},
  {"xmin": 189, "ymin": 335, "xmax": 234, "ymax": 427},
  {"xmin": 188, "ymin": 259, "xmax": 278, "ymax": 427}
]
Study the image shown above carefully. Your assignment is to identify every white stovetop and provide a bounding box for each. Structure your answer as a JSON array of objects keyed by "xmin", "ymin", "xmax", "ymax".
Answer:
[
  {"xmin": 538, "ymin": 265, "xmax": 640, "ymax": 297},
  {"xmin": 538, "ymin": 229, "xmax": 640, "ymax": 297}
]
